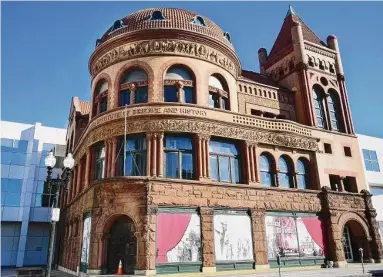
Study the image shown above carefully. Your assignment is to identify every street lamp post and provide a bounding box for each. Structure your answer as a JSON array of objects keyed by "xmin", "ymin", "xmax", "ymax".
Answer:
[{"xmin": 45, "ymin": 151, "xmax": 74, "ymax": 277}]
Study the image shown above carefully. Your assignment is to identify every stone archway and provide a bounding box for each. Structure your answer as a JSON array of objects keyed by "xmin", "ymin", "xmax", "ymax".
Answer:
[
  {"xmin": 338, "ymin": 213, "xmax": 372, "ymax": 263},
  {"xmin": 105, "ymin": 215, "xmax": 137, "ymax": 274}
]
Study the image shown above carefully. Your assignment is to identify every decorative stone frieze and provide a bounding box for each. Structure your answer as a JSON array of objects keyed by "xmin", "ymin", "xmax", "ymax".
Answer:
[
  {"xmin": 91, "ymin": 39, "xmax": 238, "ymax": 77},
  {"xmin": 75, "ymin": 118, "xmax": 319, "ymax": 161}
]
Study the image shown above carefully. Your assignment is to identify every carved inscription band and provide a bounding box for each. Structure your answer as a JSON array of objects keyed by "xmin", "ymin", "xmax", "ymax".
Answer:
[{"xmin": 91, "ymin": 39, "xmax": 238, "ymax": 76}]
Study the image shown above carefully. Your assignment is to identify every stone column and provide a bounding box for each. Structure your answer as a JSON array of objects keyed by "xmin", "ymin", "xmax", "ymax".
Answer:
[
  {"xmin": 197, "ymin": 134, "xmax": 210, "ymax": 180},
  {"xmin": 70, "ymin": 167, "xmax": 77, "ymax": 201},
  {"xmin": 110, "ymin": 137, "xmax": 118, "ymax": 177},
  {"xmin": 250, "ymin": 209, "xmax": 269, "ymax": 268},
  {"xmin": 146, "ymin": 133, "xmax": 152, "ymax": 177},
  {"xmin": 87, "ymin": 232, "xmax": 103, "ymax": 275},
  {"xmin": 152, "ymin": 133, "xmax": 157, "ymax": 177},
  {"xmin": 197, "ymin": 134, "xmax": 203, "ymax": 179},
  {"xmin": 84, "ymin": 148, "xmax": 91, "ymax": 188},
  {"xmin": 105, "ymin": 139, "xmax": 111, "ymax": 178},
  {"xmin": 135, "ymin": 206, "xmax": 157, "ymax": 275},
  {"xmin": 245, "ymin": 142, "xmax": 256, "ymax": 185},
  {"xmin": 320, "ymin": 187, "xmax": 346, "ymax": 267},
  {"xmin": 176, "ymin": 81, "xmax": 184, "ymax": 103},
  {"xmin": 339, "ymin": 176, "xmax": 345, "ymax": 192},
  {"xmin": 129, "ymin": 84, "xmax": 136, "ymax": 105},
  {"xmin": 362, "ymin": 190, "xmax": 383, "ymax": 262},
  {"xmin": 76, "ymin": 160, "xmax": 82, "ymax": 195},
  {"xmin": 157, "ymin": 133, "xmax": 164, "ymax": 177},
  {"xmin": 199, "ymin": 207, "xmax": 215, "ymax": 272}
]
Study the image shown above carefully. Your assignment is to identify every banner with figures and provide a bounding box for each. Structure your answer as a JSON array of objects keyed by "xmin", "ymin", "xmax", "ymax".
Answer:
[
  {"xmin": 213, "ymin": 213, "xmax": 253, "ymax": 261},
  {"xmin": 265, "ymin": 215, "xmax": 325, "ymax": 259}
]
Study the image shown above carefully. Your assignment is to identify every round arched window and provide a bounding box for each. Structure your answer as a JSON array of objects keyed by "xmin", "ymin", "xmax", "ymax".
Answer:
[
  {"xmin": 164, "ymin": 66, "xmax": 195, "ymax": 104},
  {"xmin": 119, "ymin": 69, "xmax": 148, "ymax": 106},
  {"xmin": 208, "ymin": 74, "xmax": 229, "ymax": 110}
]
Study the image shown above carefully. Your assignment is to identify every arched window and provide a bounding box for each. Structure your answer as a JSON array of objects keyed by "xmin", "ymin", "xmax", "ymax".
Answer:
[
  {"xmin": 297, "ymin": 158, "xmax": 309, "ymax": 189},
  {"xmin": 110, "ymin": 20, "xmax": 124, "ymax": 32},
  {"xmin": 313, "ymin": 86, "xmax": 327, "ymax": 129},
  {"xmin": 93, "ymin": 80, "xmax": 108, "ymax": 116},
  {"xmin": 260, "ymin": 153, "xmax": 274, "ymax": 186},
  {"xmin": 192, "ymin": 15, "xmax": 206, "ymax": 26},
  {"xmin": 149, "ymin": 10, "xmax": 166, "ymax": 21},
  {"xmin": 208, "ymin": 74, "xmax": 229, "ymax": 110},
  {"xmin": 164, "ymin": 65, "xmax": 195, "ymax": 104},
  {"xmin": 119, "ymin": 134, "xmax": 147, "ymax": 176},
  {"xmin": 209, "ymin": 139, "xmax": 241, "ymax": 183},
  {"xmin": 278, "ymin": 156, "xmax": 294, "ymax": 188},
  {"xmin": 224, "ymin": 32, "xmax": 231, "ymax": 42},
  {"xmin": 119, "ymin": 69, "xmax": 148, "ymax": 106},
  {"xmin": 328, "ymin": 90, "xmax": 341, "ymax": 131}
]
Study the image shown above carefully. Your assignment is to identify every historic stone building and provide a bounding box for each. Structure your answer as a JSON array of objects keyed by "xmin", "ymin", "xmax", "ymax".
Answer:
[{"xmin": 57, "ymin": 7, "xmax": 383, "ymax": 276}]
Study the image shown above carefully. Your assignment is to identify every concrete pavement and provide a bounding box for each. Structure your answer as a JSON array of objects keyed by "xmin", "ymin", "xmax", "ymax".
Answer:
[{"xmin": 2, "ymin": 264, "xmax": 383, "ymax": 277}]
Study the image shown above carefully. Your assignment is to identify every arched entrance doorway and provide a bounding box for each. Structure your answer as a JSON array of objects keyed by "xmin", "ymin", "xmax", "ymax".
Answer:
[
  {"xmin": 106, "ymin": 215, "xmax": 137, "ymax": 274},
  {"xmin": 342, "ymin": 220, "xmax": 370, "ymax": 263}
]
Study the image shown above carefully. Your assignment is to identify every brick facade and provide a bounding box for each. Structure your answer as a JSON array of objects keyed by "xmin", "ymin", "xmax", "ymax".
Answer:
[{"xmin": 57, "ymin": 7, "xmax": 382, "ymax": 276}]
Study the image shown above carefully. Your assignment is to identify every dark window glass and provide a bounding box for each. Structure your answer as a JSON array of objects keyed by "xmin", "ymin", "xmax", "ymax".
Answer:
[
  {"xmin": 150, "ymin": 10, "xmax": 165, "ymax": 20},
  {"xmin": 260, "ymin": 154, "xmax": 273, "ymax": 186},
  {"xmin": 222, "ymin": 98, "xmax": 229, "ymax": 110},
  {"xmin": 119, "ymin": 135, "xmax": 146, "ymax": 176},
  {"xmin": 328, "ymin": 93, "xmax": 340, "ymax": 131},
  {"xmin": 120, "ymin": 89, "xmax": 131, "ymax": 106},
  {"xmin": 164, "ymin": 86, "xmax": 178, "ymax": 102},
  {"xmin": 209, "ymin": 139, "xmax": 241, "ymax": 183},
  {"xmin": 184, "ymin": 87, "xmax": 194, "ymax": 104},
  {"xmin": 297, "ymin": 159, "xmax": 308, "ymax": 189},
  {"xmin": 363, "ymin": 149, "xmax": 380, "ymax": 172},
  {"xmin": 100, "ymin": 98, "xmax": 107, "ymax": 113},
  {"xmin": 278, "ymin": 157, "xmax": 293, "ymax": 188},
  {"xmin": 209, "ymin": 92, "xmax": 220, "ymax": 108},
  {"xmin": 164, "ymin": 136, "xmax": 194, "ymax": 180},
  {"xmin": 135, "ymin": 87, "xmax": 148, "ymax": 104},
  {"xmin": 95, "ymin": 144, "xmax": 105, "ymax": 180},
  {"xmin": 193, "ymin": 16, "xmax": 206, "ymax": 26},
  {"xmin": 313, "ymin": 87, "xmax": 327, "ymax": 129}
]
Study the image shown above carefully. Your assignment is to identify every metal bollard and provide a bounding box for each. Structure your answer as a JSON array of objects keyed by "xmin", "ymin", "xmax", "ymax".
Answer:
[
  {"xmin": 277, "ymin": 253, "xmax": 281, "ymax": 277},
  {"xmin": 359, "ymin": 248, "xmax": 364, "ymax": 274}
]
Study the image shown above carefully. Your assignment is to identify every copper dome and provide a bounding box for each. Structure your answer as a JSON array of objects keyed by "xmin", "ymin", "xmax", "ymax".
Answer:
[{"xmin": 98, "ymin": 8, "xmax": 233, "ymax": 49}]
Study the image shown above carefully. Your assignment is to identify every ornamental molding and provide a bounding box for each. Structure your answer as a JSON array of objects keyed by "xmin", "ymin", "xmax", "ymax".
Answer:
[
  {"xmin": 304, "ymin": 44, "xmax": 336, "ymax": 59},
  {"xmin": 238, "ymin": 92, "xmax": 295, "ymax": 112},
  {"xmin": 75, "ymin": 118, "xmax": 319, "ymax": 161},
  {"xmin": 91, "ymin": 39, "xmax": 237, "ymax": 77}
]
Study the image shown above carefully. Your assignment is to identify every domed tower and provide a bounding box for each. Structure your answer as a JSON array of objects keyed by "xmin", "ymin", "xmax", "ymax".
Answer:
[{"xmin": 58, "ymin": 7, "xmax": 382, "ymax": 277}]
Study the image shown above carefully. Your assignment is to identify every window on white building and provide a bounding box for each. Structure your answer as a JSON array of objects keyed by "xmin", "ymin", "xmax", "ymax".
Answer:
[{"xmin": 362, "ymin": 149, "xmax": 380, "ymax": 172}]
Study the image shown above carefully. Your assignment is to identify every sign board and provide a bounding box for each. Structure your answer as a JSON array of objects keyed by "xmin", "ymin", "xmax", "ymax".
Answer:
[{"xmin": 51, "ymin": 208, "xmax": 60, "ymax": 222}]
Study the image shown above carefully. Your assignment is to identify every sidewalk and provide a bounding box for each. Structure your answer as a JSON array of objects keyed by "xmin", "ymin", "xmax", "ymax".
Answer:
[{"xmin": 2, "ymin": 264, "xmax": 383, "ymax": 277}]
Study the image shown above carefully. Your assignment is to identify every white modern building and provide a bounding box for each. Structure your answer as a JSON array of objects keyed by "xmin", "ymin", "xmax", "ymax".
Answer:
[
  {"xmin": 1, "ymin": 121, "xmax": 67, "ymax": 267},
  {"xmin": 357, "ymin": 134, "xmax": 383, "ymax": 241}
]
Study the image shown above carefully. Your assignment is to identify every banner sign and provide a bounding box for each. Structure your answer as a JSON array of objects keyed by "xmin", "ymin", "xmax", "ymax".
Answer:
[
  {"xmin": 265, "ymin": 215, "xmax": 325, "ymax": 259},
  {"xmin": 156, "ymin": 213, "xmax": 201, "ymax": 263},
  {"xmin": 214, "ymin": 213, "xmax": 253, "ymax": 261}
]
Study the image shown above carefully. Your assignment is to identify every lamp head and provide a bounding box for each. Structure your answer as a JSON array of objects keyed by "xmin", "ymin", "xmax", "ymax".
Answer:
[
  {"xmin": 63, "ymin": 153, "xmax": 75, "ymax": 169},
  {"xmin": 45, "ymin": 151, "xmax": 57, "ymax": 168}
]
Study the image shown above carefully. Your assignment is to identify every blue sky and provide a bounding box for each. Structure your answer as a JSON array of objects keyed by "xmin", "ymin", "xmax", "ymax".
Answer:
[{"xmin": 2, "ymin": 1, "xmax": 383, "ymax": 137}]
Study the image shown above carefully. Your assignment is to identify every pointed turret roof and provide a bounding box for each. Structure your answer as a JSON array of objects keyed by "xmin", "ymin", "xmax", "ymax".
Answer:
[{"xmin": 268, "ymin": 6, "xmax": 326, "ymax": 59}]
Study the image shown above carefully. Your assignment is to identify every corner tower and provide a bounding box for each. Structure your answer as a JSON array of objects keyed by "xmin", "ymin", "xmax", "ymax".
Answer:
[{"xmin": 258, "ymin": 6, "xmax": 354, "ymax": 134}]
